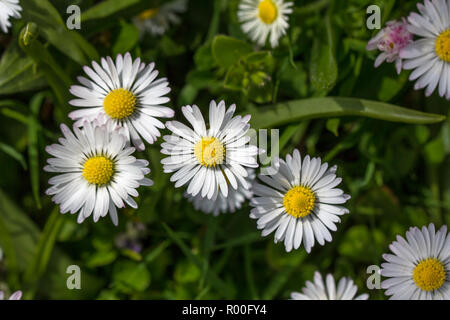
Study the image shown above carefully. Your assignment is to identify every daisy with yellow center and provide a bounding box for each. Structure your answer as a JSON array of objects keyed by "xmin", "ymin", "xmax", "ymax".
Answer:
[
  {"xmin": 161, "ymin": 100, "xmax": 258, "ymax": 199},
  {"xmin": 400, "ymin": 0, "xmax": 450, "ymax": 99},
  {"xmin": 381, "ymin": 224, "xmax": 450, "ymax": 300},
  {"xmin": 69, "ymin": 52, "xmax": 174, "ymax": 151},
  {"xmin": 238, "ymin": 0, "xmax": 293, "ymax": 48},
  {"xmin": 45, "ymin": 120, "xmax": 153, "ymax": 226},
  {"xmin": 250, "ymin": 149, "xmax": 351, "ymax": 253},
  {"xmin": 133, "ymin": 0, "xmax": 187, "ymax": 37}
]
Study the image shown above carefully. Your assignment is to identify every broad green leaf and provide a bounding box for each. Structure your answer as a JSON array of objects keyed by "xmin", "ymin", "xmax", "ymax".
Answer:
[
  {"xmin": 0, "ymin": 41, "xmax": 46, "ymax": 95},
  {"xmin": 112, "ymin": 22, "xmax": 140, "ymax": 56},
  {"xmin": 212, "ymin": 35, "xmax": 253, "ymax": 68},
  {"xmin": 82, "ymin": 0, "xmax": 141, "ymax": 21},
  {"xmin": 249, "ymin": 97, "xmax": 446, "ymax": 129},
  {"xmin": 112, "ymin": 260, "xmax": 151, "ymax": 292},
  {"xmin": 310, "ymin": 38, "xmax": 338, "ymax": 93}
]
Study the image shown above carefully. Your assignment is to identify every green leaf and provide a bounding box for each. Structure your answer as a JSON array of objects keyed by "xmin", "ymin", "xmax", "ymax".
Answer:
[
  {"xmin": 250, "ymin": 97, "xmax": 446, "ymax": 129},
  {"xmin": 21, "ymin": 0, "xmax": 98, "ymax": 64},
  {"xmin": 112, "ymin": 260, "xmax": 151, "ymax": 292},
  {"xmin": 326, "ymin": 118, "xmax": 340, "ymax": 136},
  {"xmin": 86, "ymin": 251, "xmax": 118, "ymax": 268},
  {"xmin": 0, "ymin": 41, "xmax": 46, "ymax": 95},
  {"xmin": 424, "ymin": 136, "xmax": 445, "ymax": 165},
  {"xmin": 112, "ymin": 22, "xmax": 140, "ymax": 56},
  {"xmin": 212, "ymin": 35, "xmax": 253, "ymax": 68},
  {"xmin": 82, "ymin": 0, "xmax": 141, "ymax": 21},
  {"xmin": 0, "ymin": 142, "xmax": 27, "ymax": 169},
  {"xmin": 310, "ymin": 39, "xmax": 337, "ymax": 93}
]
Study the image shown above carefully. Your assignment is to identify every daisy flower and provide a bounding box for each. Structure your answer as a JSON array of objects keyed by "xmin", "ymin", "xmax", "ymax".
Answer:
[
  {"xmin": 366, "ymin": 19, "xmax": 413, "ymax": 74},
  {"xmin": 238, "ymin": 0, "xmax": 293, "ymax": 48},
  {"xmin": 250, "ymin": 149, "xmax": 350, "ymax": 253},
  {"xmin": 0, "ymin": 0, "xmax": 21, "ymax": 33},
  {"xmin": 290, "ymin": 272, "xmax": 369, "ymax": 300},
  {"xmin": 0, "ymin": 290, "xmax": 22, "ymax": 300},
  {"xmin": 400, "ymin": 0, "xmax": 450, "ymax": 98},
  {"xmin": 133, "ymin": 0, "xmax": 187, "ymax": 36},
  {"xmin": 381, "ymin": 223, "xmax": 450, "ymax": 300},
  {"xmin": 44, "ymin": 120, "xmax": 153, "ymax": 226},
  {"xmin": 68, "ymin": 52, "xmax": 173, "ymax": 150},
  {"xmin": 186, "ymin": 169, "xmax": 255, "ymax": 216},
  {"xmin": 161, "ymin": 100, "xmax": 259, "ymax": 199}
]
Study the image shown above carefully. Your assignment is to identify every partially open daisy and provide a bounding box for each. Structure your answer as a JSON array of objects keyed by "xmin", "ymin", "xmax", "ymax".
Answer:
[
  {"xmin": 400, "ymin": 0, "xmax": 450, "ymax": 98},
  {"xmin": 133, "ymin": 0, "xmax": 187, "ymax": 36},
  {"xmin": 0, "ymin": 290, "xmax": 22, "ymax": 300},
  {"xmin": 69, "ymin": 52, "xmax": 173, "ymax": 150},
  {"xmin": 161, "ymin": 100, "xmax": 258, "ymax": 199},
  {"xmin": 250, "ymin": 149, "xmax": 350, "ymax": 253},
  {"xmin": 290, "ymin": 272, "xmax": 369, "ymax": 300},
  {"xmin": 44, "ymin": 120, "xmax": 153, "ymax": 226},
  {"xmin": 186, "ymin": 169, "xmax": 255, "ymax": 216},
  {"xmin": 0, "ymin": 0, "xmax": 21, "ymax": 33},
  {"xmin": 366, "ymin": 19, "xmax": 413, "ymax": 74},
  {"xmin": 238, "ymin": 0, "xmax": 293, "ymax": 48},
  {"xmin": 381, "ymin": 223, "xmax": 450, "ymax": 300}
]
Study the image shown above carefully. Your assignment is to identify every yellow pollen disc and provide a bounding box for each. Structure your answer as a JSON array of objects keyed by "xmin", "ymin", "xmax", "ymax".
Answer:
[
  {"xmin": 82, "ymin": 156, "xmax": 114, "ymax": 186},
  {"xmin": 283, "ymin": 186, "xmax": 316, "ymax": 218},
  {"xmin": 258, "ymin": 0, "xmax": 278, "ymax": 25},
  {"xmin": 138, "ymin": 8, "xmax": 159, "ymax": 21},
  {"xmin": 435, "ymin": 30, "xmax": 450, "ymax": 62},
  {"xmin": 103, "ymin": 88, "xmax": 137, "ymax": 120},
  {"xmin": 413, "ymin": 258, "xmax": 446, "ymax": 292},
  {"xmin": 194, "ymin": 137, "xmax": 225, "ymax": 167}
]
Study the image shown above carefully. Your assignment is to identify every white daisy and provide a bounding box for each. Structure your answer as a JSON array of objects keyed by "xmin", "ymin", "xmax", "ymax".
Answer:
[
  {"xmin": 250, "ymin": 149, "xmax": 350, "ymax": 253},
  {"xmin": 133, "ymin": 0, "xmax": 187, "ymax": 37},
  {"xmin": 0, "ymin": 0, "xmax": 21, "ymax": 33},
  {"xmin": 381, "ymin": 223, "xmax": 450, "ymax": 300},
  {"xmin": 44, "ymin": 120, "xmax": 153, "ymax": 226},
  {"xmin": 0, "ymin": 290, "xmax": 22, "ymax": 300},
  {"xmin": 400, "ymin": 0, "xmax": 450, "ymax": 98},
  {"xmin": 290, "ymin": 272, "xmax": 369, "ymax": 300},
  {"xmin": 238, "ymin": 0, "xmax": 293, "ymax": 48},
  {"xmin": 68, "ymin": 52, "xmax": 173, "ymax": 150},
  {"xmin": 161, "ymin": 100, "xmax": 259, "ymax": 199},
  {"xmin": 186, "ymin": 169, "xmax": 255, "ymax": 216}
]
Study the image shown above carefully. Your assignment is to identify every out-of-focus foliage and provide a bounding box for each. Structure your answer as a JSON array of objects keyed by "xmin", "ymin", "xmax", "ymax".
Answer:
[{"xmin": 0, "ymin": 0, "xmax": 448, "ymax": 300}]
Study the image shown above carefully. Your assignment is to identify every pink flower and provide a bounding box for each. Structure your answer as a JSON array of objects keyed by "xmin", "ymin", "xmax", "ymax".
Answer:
[{"xmin": 366, "ymin": 19, "xmax": 413, "ymax": 74}]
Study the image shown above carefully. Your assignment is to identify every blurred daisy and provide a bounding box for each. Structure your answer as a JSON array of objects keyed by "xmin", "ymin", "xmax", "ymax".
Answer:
[
  {"xmin": 69, "ymin": 52, "xmax": 173, "ymax": 150},
  {"xmin": 381, "ymin": 223, "xmax": 450, "ymax": 300},
  {"xmin": 161, "ymin": 100, "xmax": 258, "ymax": 199},
  {"xmin": 0, "ymin": 290, "xmax": 22, "ymax": 300},
  {"xmin": 45, "ymin": 120, "xmax": 153, "ymax": 226},
  {"xmin": 400, "ymin": 0, "xmax": 450, "ymax": 98},
  {"xmin": 250, "ymin": 149, "xmax": 350, "ymax": 253},
  {"xmin": 186, "ymin": 169, "xmax": 255, "ymax": 216},
  {"xmin": 133, "ymin": 0, "xmax": 187, "ymax": 37},
  {"xmin": 290, "ymin": 272, "xmax": 369, "ymax": 300},
  {"xmin": 238, "ymin": 0, "xmax": 293, "ymax": 48},
  {"xmin": 366, "ymin": 19, "xmax": 413, "ymax": 74},
  {"xmin": 0, "ymin": 0, "xmax": 21, "ymax": 33}
]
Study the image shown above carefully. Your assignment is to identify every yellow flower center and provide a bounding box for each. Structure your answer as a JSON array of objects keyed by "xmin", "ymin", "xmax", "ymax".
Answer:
[
  {"xmin": 138, "ymin": 8, "xmax": 159, "ymax": 21},
  {"xmin": 413, "ymin": 258, "xmax": 446, "ymax": 292},
  {"xmin": 435, "ymin": 29, "xmax": 450, "ymax": 62},
  {"xmin": 103, "ymin": 88, "xmax": 137, "ymax": 120},
  {"xmin": 82, "ymin": 156, "xmax": 114, "ymax": 186},
  {"xmin": 283, "ymin": 186, "xmax": 316, "ymax": 218},
  {"xmin": 258, "ymin": 0, "xmax": 278, "ymax": 25},
  {"xmin": 194, "ymin": 137, "xmax": 225, "ymax": 167}
]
